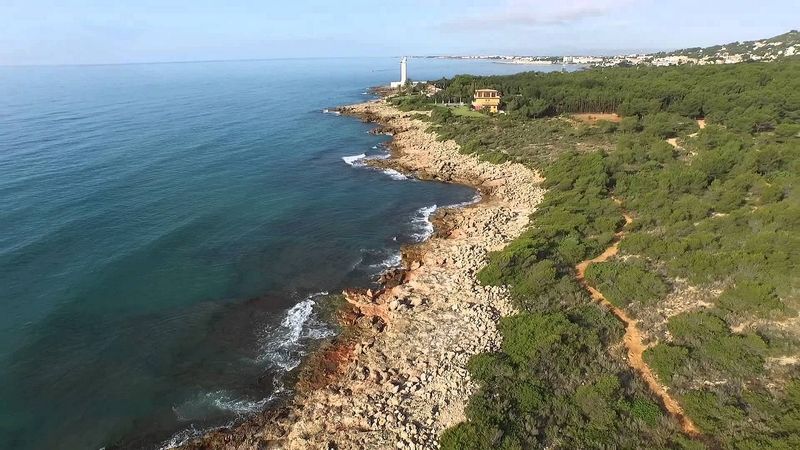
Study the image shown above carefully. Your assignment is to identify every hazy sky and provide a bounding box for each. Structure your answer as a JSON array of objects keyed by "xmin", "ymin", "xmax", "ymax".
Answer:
[{"xmin": 1, "ymin": 0, "xmax": 797, "ymax": 65}]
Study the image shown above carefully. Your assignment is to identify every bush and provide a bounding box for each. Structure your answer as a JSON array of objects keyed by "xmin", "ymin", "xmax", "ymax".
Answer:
[
  {"xmin": 666, "ymin": 311, "xmax": 768, "ymax": 378},
  {"xmin": 430, "ymin": 106, "xmax": 453, "ymax": 122},
  {"xmin": 717, "ymin": 280, "xmax": 786, "ymax": 318},
  {"xmin": 667, "ymin": 312, "xmax": 728, "ymax": 347},
  {"xmin": 574, "ymin": 375, "xmax": 621, "ymax": 428},
  {"xmin": 584, "ymin": 260, "xmax": 670, "ymax": 307},
  {"xmin": 681, "ymin": 390, "xmax": 745, "ymax": 434},
  {"xmin": 390, "ymin": 94, "xmax": 432, "ymax": 111},
  {"xmin": 500, "ymin": 313, "xmax": 578, "ymax": 365},
  {"xmin": 644, "ymin": 344, "xmax": 689, "ymax": 382},
  {"xmin": 440, "ymin": 422, "xmax": 493, "ymax": 450},
  {"xmin": 630, "ymin": 398, "xmax": 663, "ymax": 426},
  {"xmin": 619, "ymin": 116, "xmax": 643, "ymax": 133},
  {"xmin": 642, "ymin": 112, "xmax": 697, "ymax": 139}
]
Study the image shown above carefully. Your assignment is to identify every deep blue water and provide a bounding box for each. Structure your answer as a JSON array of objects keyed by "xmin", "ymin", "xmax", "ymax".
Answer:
[{"xmin": 0, "ymin": 58, "xmax": 570, "ymax": 449}]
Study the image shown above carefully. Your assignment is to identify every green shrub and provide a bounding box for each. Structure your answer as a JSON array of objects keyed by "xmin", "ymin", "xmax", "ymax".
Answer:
[
  {"xmin": 500, "ymin": 313, "xmax": 578, "ymax": 365},
  {"xmin": 644, "ymin": 344, "xmax": 689, "ymax": 382},
  {"xmin": 478, "ymin": 150, "xmax": 510, "ymax": 164},
  {"xmin": 619, "ymin": 116, "xmax": 643, "ymax": 133},
  {"xmin": 440, "ymin": 422, "xmax": 493, "ymax": 450},
  {"xmin": 717, "ymin": 280, "xmax": 786, "ymax": 317},
  {"xmin": 681, "ymin": 390, "xmax": 745, "ymax": 434},
  {"xmin": 430, "ymin": 106, "xmax": 453, "ymax": 122},
  {"xmin": 390, "ymin": 94, "xmax": 432, "ymax": 111},
  {"xmin": 642, "ymin": 112, "xmax": 697, "ymax": 139},
  {"xmin": 630, "ymin": 398, "xmax": 663, "ymax": 426},
  {"xmin": 584, "ymin": 260, "xmax": 669, "ymax": 307},
  {"xmin": 701, "ymin": 333, "xmax": 767, "ymax": 377},
  {"xmin": 666, "ymin": 312, "xmax": 728, "ymax": 347},
  {"xmin": 574, "ymin": 375, "xmax": 621, "ymax": 428}
]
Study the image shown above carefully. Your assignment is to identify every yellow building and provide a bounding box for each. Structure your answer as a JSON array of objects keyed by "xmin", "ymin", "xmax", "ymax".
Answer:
[{"xmin": 472, "ymin": 89, "xmax": 501, "ymax": 113}]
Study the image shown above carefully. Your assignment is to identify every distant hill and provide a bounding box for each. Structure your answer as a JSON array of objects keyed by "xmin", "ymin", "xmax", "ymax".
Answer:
[
  {"xmin": 428, "ymin": 30, "xmax": 800, "ymax": 67},
  {"xmin": 653, "ymin": 30, "xmax": 799, "ymax": 63}
]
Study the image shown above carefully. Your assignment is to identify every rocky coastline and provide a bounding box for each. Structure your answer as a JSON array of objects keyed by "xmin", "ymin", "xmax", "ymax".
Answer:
[{"xmin": 181, "ymin": 100, "xmax": 545, "ymax": 450}]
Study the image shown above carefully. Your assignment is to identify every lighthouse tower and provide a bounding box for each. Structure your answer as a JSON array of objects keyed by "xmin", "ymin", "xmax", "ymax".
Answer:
[
  {"xmin": 390, "ymin": 57, "xmax": 410, "ymax": 88},
  {"xmin": 400, "ymin": 57, "xmax": 408, "ymax": 85}
]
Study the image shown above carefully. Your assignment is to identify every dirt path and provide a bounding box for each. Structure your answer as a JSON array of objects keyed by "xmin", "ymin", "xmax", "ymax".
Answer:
[{"xmin": 575, "ymin": 210, "xmax": 701, "ymax": 437}]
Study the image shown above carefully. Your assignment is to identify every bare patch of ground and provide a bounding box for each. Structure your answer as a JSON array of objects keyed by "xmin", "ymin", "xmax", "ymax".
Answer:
[{"xmin": 570, "ymin": 112, "xmax": 621, "ymax": 124}]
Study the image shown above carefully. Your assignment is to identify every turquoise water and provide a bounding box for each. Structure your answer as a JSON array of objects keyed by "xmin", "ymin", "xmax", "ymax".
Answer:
[{"xmin": 0, "ymin": 58, "xmax": 568, "ymax": 449}]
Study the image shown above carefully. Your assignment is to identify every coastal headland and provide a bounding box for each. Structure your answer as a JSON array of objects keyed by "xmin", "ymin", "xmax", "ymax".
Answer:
[{"xmin": 180, "ymin": 100, "xmax": 544, "ymax": 449}]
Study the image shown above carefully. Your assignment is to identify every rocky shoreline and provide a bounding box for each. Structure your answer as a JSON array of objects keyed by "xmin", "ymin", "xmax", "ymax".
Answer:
[{"xmin": 181, "ymin": 100, "xmax": 545, "ymax": 449}]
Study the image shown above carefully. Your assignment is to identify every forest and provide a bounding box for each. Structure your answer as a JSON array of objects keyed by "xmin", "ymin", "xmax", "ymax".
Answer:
[
  {"xmin": 395, "ymin": 58, "xmax": 800, "ymax": 449},
  {"xmin": 418, "ymin": 59, "xmax": 800, "ymax": 133}
]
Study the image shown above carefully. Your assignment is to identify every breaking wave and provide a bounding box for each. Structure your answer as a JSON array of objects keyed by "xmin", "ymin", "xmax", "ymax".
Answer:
[
  {"xmin": 342, "ymin": 153, "xmax": 366, "ymax": 167},
  {"xmin": 369, "ymin": 249, "xmax": 402, "ymax": 269},
  {"xmin": 352, "ymin": 248, "xmax": 403, "ymax": 274},
  {"xmin": 159, "ymin": 424, "xmax": 223, "ymax": 450},
  {"xmin": 410, "ymin": 205, "xmax": 437, "ymax": 242},
  {"xmin": 342, "ymin": 154, "xmax": 409, "ymax": 181},
  {"xmin": 257, "ymin": 292, "xmax": 335, "ymax": 371},
  {"xmin": 172, "ymin": 390, "xmax": 270, "ymax": 423},
  {"xmin": 381, "ymin": 168, "xmax": 408, "ymax": 180}
]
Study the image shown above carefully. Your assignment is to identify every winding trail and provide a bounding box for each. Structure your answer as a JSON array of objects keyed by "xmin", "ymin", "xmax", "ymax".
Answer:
[{"xmin": 574, "ymin": 208, "xmax": 701, "ymax": 437}]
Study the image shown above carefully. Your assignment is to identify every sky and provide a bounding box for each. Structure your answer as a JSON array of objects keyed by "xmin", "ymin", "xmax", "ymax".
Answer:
[{"xmin": 1, "ymin": 0, "xmax": 797, "ymax": 65}]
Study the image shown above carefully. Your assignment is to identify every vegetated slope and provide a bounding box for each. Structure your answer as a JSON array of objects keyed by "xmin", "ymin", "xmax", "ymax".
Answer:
[
  {"xmin": 576, "ymin": 209, "xmax": 701, "ymax": 436},
  {"xmin": 394, "ymin": 58, "xmax": 800, "ymax": 449},
  {"xmin": 427, "ymin": 57, "xmax": 800, "ymax": 125},
  {"xmin": 654, "ymin": 30, "xmax": 800, "ymax": 61}
]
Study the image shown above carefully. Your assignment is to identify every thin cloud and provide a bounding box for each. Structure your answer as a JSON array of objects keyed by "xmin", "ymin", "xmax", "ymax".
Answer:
[{"xmin": 441, "ymin": 0, "xmax": 635, "ymax": 30}]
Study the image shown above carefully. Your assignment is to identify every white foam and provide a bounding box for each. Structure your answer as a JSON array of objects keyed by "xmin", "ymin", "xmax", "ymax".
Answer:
[
  {"xmin": 210, "ymin": 393, "xmax": 268, "ymax": 415},
  {"xmin": 160, "ymin": 293, "xmax": 334, "ymax": 449},
  {"xmin": 163, "ymin": 390, "xmax": 272, "ymax": 448},
  {"xmin": 370, "ymin": 250, "xmax": 402, "ymax": 269},
  {"xmin": 343, "ymin": 154, "xmax": 409, "ymax": 181},
  {"xmin": 342, "ymin": 153, "xmax": 366, "ymax": 167},
  {"xmin": 258, "ymin": 292, "xmax": 334, "ymax": 371},
  {"xmin": 322, "ymin": 108, "xmax": 341, "ymax": 115},
  {"xmin": 176, "ymin": 391, "xmax": 269, "ymax": 419},
  {"xmin": 382, "ymin": 168, "xmax": 408, "ymax": 180},
  {"xmin": 278, "ymin": 301, "xmax": 311, "ymax": 349},
  {"xmin": 410, "ymin": 205, "xmax": 437, "ymax": 242},
  {"xmin": 159, "ymin": 424, "xmax": 219, "ymax": 450}
]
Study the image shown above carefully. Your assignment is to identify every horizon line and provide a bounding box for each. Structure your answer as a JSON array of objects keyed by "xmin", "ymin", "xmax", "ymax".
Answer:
[
  {"xmin": 0, "ymin": 55, "xmax": 415, "ymax": 69},
  {"xmin": 0, "ymin": 49, "xmax": 669, "ymax": 68}
]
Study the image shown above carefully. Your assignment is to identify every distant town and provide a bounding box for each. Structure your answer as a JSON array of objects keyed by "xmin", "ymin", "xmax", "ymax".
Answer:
[{"xmin": 422, "ymin": 30, "xmax": 799, "ymax": 68}]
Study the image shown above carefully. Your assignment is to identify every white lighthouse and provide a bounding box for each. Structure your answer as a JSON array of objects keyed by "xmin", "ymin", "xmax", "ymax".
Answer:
[
  {"xmin": 390, "ymin": 57, "xmax": 409, "ymax": 88},
  {"xmin": 400, "ymin": 57, "xmax": 408, "ymax": 85}
]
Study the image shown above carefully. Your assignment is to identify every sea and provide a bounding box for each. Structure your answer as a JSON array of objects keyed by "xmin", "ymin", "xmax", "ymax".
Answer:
[{"xmin": 0, "ymin": 58, "xmax": 574, "ymax": 449}]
